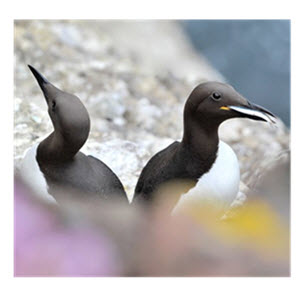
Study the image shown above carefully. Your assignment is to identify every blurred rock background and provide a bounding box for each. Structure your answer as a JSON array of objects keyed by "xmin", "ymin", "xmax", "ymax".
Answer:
[
  {"xmin": 14, "ymin": 20, "xmax": 290, "ymax": 276},
  {"xmin": 14, "ymin": 20, "xmax": 289, "ymax": 200}
]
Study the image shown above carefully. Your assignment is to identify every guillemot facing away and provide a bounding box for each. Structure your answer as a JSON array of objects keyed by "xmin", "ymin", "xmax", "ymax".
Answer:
[
  {"xmin": 133, "ymin": 82, "xmax": 276, "ymax": 212},
  {"xmin": 19, "ymin": 65, "xmax": 128, "ymax": 204}
]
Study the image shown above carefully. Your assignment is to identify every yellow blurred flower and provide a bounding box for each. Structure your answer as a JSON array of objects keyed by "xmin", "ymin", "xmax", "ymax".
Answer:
[{"xmin": 179, "ymin": 197, "xmax": 289, "ymax": 259}]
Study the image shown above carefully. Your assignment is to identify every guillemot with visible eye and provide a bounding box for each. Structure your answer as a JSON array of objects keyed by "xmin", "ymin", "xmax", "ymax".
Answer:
[
  {"xmin": 133, "ymin": 81, "xmax": 276, "ymax": 212},
  {"xmin": 19, "ymin": 65, "xmax": 128, "ymax": 204}
]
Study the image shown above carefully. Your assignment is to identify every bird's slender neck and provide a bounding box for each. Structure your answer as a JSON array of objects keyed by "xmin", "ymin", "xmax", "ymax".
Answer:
[
  {"xmin": 181, "ymin": 116, "xmax": 220, "ymax": 160},
  {"xmin": 37, "ymin": 128, "xmax": 88, "ymax": 162}
]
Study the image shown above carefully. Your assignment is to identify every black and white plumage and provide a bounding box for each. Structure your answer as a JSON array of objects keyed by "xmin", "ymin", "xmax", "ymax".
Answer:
[
  {"xmin": 19, "ymin": 65, "xmax": 128, "ymax": 204},
  {"xmin": 133, "ymin": 82, "xmax": 276, "ymax": 212}
]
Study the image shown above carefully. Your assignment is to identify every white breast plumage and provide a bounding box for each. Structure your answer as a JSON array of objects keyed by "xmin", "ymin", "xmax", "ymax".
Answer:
[
  {"xmin": 18, "ymin": 144, "xmax": 57, "ymax": 204},
  {"xmin": 172, "ymin": 140, "xmax": 240, "ymax": 214}
]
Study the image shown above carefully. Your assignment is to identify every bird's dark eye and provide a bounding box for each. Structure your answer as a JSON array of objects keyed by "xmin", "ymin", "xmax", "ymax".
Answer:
[
  {"xmin": 211, "ymin": 92, "xmax": 221, "ymax": 101},
  {"xmin": 51, "ymin": 100, "xmax": 56, "ymax": 111}
]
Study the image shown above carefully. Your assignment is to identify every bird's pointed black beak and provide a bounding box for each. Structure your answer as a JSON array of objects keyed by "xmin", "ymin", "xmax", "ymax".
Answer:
[
  {"xmin": 28, "ymin": 65, "xmax": 50, "ymax": 95},
  {"xmin": 248, "ymin": 102, "xmax": 276, "ymax": 118},
  {"xmin": 220, "ymin": 101, "xmax": 277, "ymax": 124}
]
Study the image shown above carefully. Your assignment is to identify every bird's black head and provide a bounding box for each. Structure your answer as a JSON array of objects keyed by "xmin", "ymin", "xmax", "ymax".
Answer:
[
  {"xmin": 184, "ymin": 82, "xmax": 276, "ymax": 128},
  {"xmin": 28, "ymin": 65, "xmax": 90, "ymax": 147}
]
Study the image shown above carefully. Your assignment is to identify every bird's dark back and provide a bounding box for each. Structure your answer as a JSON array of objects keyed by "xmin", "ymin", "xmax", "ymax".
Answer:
[
  {"xmin": 38, "ymin": 151, "xmax": 128, "ymax": 204},
  {"xmin": 133, "ymin": 141, "xmax": 198, "ymax": 205}
]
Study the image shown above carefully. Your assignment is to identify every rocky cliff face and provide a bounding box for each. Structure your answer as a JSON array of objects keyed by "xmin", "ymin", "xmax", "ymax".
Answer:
[{"xmin": 14, "ymin": 20, "xmax": 289, "ymax": 202}]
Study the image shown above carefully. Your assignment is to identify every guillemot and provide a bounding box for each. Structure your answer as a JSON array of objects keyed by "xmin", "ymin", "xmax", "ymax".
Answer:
[
  {"xmin": 133, "ymin": 81, "xmax": 276, "ymax": 212},
  {"xmin": 19, "ymin": 65, "xmax": 128, "ymax": 204}
]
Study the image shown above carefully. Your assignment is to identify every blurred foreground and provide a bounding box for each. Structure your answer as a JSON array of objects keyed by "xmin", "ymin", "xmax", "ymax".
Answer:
[{"xmin": 15, "ymin": 159, "xmax": 289, "ymax": 277}]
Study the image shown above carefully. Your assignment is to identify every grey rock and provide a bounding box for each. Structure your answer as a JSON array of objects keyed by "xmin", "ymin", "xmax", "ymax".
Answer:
[{"xmin": 14, "ymin": 20, "xmax": 290, "ymax": 204}]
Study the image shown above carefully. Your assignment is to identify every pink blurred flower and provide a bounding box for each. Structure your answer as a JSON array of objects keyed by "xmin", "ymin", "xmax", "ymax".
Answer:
[{"xmin": 14, "ymin": 178, "xmax": 121, "ymax": 276}]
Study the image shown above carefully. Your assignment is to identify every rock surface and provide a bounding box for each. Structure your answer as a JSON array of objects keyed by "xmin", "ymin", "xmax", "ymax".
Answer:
[{"xmin": 14, "ymin": 20, "xmax": 290, "ymax": 202}]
